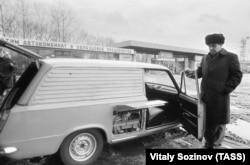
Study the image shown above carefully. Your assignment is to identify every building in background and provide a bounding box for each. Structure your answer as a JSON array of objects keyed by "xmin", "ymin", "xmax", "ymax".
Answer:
[
  {"xmin": 113, "ymin": 40, "xmax": 207, "ymax": 73},
  {"xmin": 2, "ymin": 37, "xmax": 207, "ymax": 75},
  {"xmin": 2, "ymin": 37, "xmax": 135, "ymax": 75}
]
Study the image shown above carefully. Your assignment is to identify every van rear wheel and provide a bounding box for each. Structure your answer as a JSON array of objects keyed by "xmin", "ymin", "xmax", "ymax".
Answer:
[{"xmin": 60, "ymin": 129, "xmax": 103, "ymax": 165}]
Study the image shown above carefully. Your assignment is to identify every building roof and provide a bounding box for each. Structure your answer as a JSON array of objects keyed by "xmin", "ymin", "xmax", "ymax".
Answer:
[
  {"xmin": 41, "ymin": 58, "xmax": 169, "ymax": 70},
  {"xmin": 113, "ymin": 40, "xmax": 207, "ymax": 55}
]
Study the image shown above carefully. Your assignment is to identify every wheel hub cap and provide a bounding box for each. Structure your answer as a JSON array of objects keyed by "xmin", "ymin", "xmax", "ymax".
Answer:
[{"xmin": 69, "ymin": 133, "xmax": 97, "ymax": 161}]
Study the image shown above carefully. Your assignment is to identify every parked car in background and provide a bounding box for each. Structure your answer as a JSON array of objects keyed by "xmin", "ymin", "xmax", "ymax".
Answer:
[{"xmin": 0, "ymin": 39, "xmax": 205, "ymax": 165}]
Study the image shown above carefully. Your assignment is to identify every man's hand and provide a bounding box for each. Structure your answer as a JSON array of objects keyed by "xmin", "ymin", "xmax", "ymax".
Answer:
[{"xmin": 184, "ymin": 68, "xmax": 195, "ymax": 78}]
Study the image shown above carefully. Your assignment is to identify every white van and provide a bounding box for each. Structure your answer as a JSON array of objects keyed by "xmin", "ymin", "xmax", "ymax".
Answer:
[{"xmin": 0, "ymin": 39, "xmax": 205, "ymax": 165}]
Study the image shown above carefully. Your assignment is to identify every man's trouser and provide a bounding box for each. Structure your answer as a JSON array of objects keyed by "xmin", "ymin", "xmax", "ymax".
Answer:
[
  {"xmin": 0, "ymin": 81, "xmax": 5, "ymax": 97},
  {"xmin": 204, "ymin": 123, "xmax": 226, "ymax": 148}
]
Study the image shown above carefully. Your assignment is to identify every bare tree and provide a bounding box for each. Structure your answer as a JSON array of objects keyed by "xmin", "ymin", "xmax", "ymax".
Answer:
[
  {"xmin": 50, "ymin": 0, "xmax": 74, "ymax": 42},
  {"xmin": 75, "ymin": 30, "xmax": 89, "ymax": 44},
  {"xmin": 0, "ymin": 0, "xmax": 115, "ymax": 46},
  {"xmin": 96, "ymin": 35, "xmax": 115, "ymax": 46},
  {"xmin": 0, "ymin": 0, "xmax": 19, "ymax": 37},
  {"xmin": 74, "ymin": 29, "xmax": 115, "ymax": 46},
  {"xmin": 17, "ymin": 0, "xmax": 29, "ymax": 39},
  {"xmin": 32, "ymin": 1, "xmax": 54, "ymax": 41}
]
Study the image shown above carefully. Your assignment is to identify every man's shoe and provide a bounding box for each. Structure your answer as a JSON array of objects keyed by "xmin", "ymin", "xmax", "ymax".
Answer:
[{"xmin": 203, "ymin": 143, "xmax": 214, "ymax": 149}]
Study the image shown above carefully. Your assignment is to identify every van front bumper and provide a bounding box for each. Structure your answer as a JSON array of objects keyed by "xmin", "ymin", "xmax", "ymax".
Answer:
[{"xmin": 0, "ymin": 147, "xmax": 18, "ymax": 155}]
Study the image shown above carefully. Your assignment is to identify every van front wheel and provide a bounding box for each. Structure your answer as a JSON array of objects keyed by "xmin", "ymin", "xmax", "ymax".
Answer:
[{"xmin": 60, "ymin": 129, "xmax": 103, "ymax": 165}]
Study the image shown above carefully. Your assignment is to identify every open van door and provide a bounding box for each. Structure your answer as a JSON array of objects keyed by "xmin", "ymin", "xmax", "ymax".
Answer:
[
  {"xmin": 0, "ymin": 39, "xmax": 42, "ymax": 132},
  {"xmin": 0, "ymin": 39, "xmax": 42, "ymax": 59},
  {"xmin": 0, "ymin": 39, "xmax": 42, "ymax": 69},
  {"xmin": 178, "ymin": 71, "xmax": 205, "ymax": 141}
]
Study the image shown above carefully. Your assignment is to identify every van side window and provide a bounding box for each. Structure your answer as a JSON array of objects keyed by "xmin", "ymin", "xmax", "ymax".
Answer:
[{"xmin": 144, "ymin": 69, "xmax": 177, "ymax": 92}]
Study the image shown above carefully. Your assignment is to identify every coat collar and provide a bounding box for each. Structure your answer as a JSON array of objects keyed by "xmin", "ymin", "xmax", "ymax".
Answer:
[
  {"xmin": 219, "ymin": 48, "xmax": 228, "ymax": 55},
  {"xmin": 207, "ymin": 48, "xmax": 228, "ymax": 57}
]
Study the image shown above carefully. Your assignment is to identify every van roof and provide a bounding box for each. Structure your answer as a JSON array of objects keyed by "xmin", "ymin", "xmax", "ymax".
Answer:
[{"xmin": 41, "ymin": 58, "xmax": 169, "ymax": 70}]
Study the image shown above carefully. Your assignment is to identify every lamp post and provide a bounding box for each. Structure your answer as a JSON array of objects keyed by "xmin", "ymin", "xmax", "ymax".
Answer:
[
  {"xmin": 240, "ymin": 36, "xmax": 249, "ymax": 61},
  {"xmin": 0, "ymin": 4, "xmax": 4, "ymax": 37},
  {"xmin": 247, "ymin": 36, "xmax": 250, "ymax": 61}
]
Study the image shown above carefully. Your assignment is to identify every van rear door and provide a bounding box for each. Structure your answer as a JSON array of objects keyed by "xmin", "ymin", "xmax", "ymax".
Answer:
[
  {"xmin": 0, "ymin": 39, "xmax": 42, "ymax": 60},
  {"xmin": 0, "ymin": 39, "xmax": 42, "ymax": 132}
]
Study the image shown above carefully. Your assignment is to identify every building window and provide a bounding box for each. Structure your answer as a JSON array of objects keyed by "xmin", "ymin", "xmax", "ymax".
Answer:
[
  {"xmin": 39, "ymin": 49, "xmax": 55, "ymax": 58},
  {"xmin": 55, "ymin": 50, "xmax": 71, "ymax": 58},
  {"xmin": 108, "ymin": 53, "xmax": 119, "ymax": 60},
  {"xmin": 96, "ymin": 53, "xmax": 108, "ymax": 60}
]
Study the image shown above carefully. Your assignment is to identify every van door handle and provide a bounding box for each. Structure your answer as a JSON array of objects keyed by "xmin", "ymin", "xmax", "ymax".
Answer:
[{"xmin": 183, "ymin": 112, "xmax": 192, "ymax": 118}]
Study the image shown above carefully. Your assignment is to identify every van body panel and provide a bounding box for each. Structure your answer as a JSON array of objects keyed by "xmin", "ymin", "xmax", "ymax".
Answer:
[
  {"xmin": 0, "ymin": 97, "xmax": 147, "ymax": 159},
  {"xmin": 0, "ymin": 133, "xmax": 63, "ymax": 159},
  {"xmin": 0, "ymin": 58, "xmax": 204, "ymax": 161}
]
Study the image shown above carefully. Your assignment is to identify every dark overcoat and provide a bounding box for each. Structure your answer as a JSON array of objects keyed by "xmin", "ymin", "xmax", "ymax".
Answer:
[
  {"xmin": 197, "ymin": 48, "xmax": 242, "ymax": 124},
  {"xmin": 0, "ymin": 57, "xmax": 15, "ymax": 89}
]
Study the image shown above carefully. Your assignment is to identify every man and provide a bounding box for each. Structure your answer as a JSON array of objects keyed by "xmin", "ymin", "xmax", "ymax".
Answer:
[
  {"xmin": 0, "ymin": 49, "xmax": 16, "ymax": 98},
  {"xmin": 185, "ymin": 33, "xmax": 242, "ymax": 149}
]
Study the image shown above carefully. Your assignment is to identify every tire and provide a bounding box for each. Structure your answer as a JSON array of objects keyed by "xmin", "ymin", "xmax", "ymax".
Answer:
[{"xmin": 59, "ymin": 129, "xmax": 104, "ymax": 165}]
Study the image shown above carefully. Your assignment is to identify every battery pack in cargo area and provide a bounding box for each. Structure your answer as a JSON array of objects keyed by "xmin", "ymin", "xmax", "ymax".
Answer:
[
  {"xmin": 113, "ymin": 100, "xmax": 168, "ymax": 134},
  {"xmin": 113, "ymin": 105, "xmax": 143, "ymax": 134}
]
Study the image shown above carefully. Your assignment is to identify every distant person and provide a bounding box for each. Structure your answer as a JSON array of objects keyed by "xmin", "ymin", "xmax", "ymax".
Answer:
[
  {"xmin": 185, "ymin": 33, "xmax": 242, "ymax": 149},
  {"xmin": 0, "ymin": 49, "xmax": 16, "ymax": 98}
]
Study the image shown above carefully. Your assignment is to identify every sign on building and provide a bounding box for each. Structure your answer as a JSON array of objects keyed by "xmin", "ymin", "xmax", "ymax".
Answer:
[{"xmin": 3, "ymin": 37, "xmax": 135, "ymax": 54}]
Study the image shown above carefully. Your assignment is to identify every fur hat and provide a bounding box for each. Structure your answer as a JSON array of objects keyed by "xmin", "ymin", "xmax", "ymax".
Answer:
[{"xmin": 205, "ymin": 33, "xmax": 225, "ymax": 45}]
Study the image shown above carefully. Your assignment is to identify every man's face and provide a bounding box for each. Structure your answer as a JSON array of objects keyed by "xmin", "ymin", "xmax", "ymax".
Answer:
[{"xmin": 208, "ymin": 44, "xmax": 222, "ymax": 55}]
